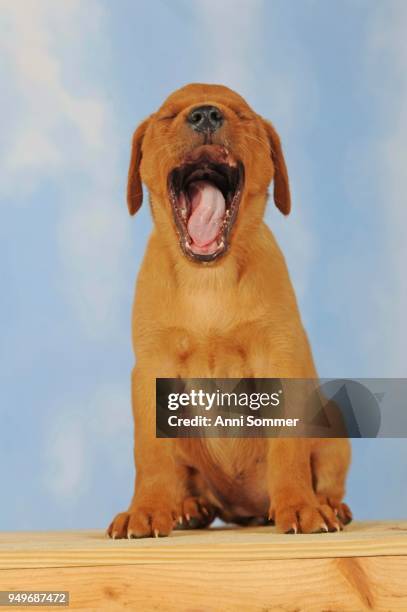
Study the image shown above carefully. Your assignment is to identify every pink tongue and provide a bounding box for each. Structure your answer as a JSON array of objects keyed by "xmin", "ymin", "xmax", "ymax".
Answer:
[{"xmin": 187, "ymin": 181, "xmax": 225, "ymax": 247}]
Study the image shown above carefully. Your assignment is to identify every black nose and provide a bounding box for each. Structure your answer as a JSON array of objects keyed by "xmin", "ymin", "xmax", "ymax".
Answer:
[{"xmin": 187, "ymin": 105, "xmax": 224, "ymax": 133}]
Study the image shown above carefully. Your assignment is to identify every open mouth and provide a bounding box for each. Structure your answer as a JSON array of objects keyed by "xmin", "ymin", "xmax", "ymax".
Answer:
[{"xmin": 168, "ymin": 145, "xmax": 244, "ymax": 262}]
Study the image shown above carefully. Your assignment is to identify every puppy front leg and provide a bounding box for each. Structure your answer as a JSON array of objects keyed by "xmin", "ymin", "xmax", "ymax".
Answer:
[
  {"xmin": 267, "ymin": 439, "xmax": 341, "ymax": 533},
  {"xmin": 108, "ymin": 367, "xmax": 184, "ymax": 538}
]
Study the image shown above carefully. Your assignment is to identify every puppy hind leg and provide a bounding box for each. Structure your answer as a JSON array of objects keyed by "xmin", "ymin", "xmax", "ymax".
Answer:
[{"xmin": 177, "ymin": 470, "xmax": 218, "ymax": 529}]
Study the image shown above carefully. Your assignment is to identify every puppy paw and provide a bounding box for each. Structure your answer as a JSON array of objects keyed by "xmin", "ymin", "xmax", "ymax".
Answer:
[
  {"xmin": 176, "ymin": 496, "xmax": 217, "ymax": 529},
  {"xmin": 107, "ymin": 505, "xmax": 176, "ymax": 539},
  {"xmin": 317, "ymin": 496, "xmax": 353, "ymax": 526},
  {"xmin": 270, "ymin": 501, "xmax": 342, "ymax": 534},
  {"xmin": 335, "ymin": 502, "xmax": 353, "ymax": 525}
]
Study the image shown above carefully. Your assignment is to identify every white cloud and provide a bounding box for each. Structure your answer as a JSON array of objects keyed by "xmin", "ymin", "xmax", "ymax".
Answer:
[
  {"xmin": 43, "ymin": 384, "xmax": 131, "ymax": 502},
  {"xmin": 362, "ymin": 1, "xmax": 407, "ymax": 375},
  {"xmin": 0, "ymin": 0, "xmax": 131, "ymax": 338},
  {"xmin": 0, "ymin": 0, "xmax": 106, "ymax": 190},
  {"xmin": 195, "ymin": 0, "xmax": 263, "ymax": 91},
  {"xmin": 43, "ymin": 417, "xmax": 87, "ymax": 501}
]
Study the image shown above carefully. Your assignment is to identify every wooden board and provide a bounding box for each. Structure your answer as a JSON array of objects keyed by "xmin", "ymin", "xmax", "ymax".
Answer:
[
  {"xmin": 0, "ymin": 522, "xmax": 406, "ymax": 610},
  {"xmin": 0, "ymin": 521, "xmax": 406, "ymax": 570}
]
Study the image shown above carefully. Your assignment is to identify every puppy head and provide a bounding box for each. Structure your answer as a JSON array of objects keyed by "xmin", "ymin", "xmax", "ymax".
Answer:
[{"xmin": 127, "ymin": 83, "xmax": 290, "ymax": 263}]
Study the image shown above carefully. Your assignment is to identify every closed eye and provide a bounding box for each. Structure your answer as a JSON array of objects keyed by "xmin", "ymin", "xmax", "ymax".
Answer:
[
  {"xmin": 235, "ymin": 111, "xmax": 254, "ymax": 121},
  {"xmin": 157, "ymin": 114, "xmax": 177, "ymax": 121}
]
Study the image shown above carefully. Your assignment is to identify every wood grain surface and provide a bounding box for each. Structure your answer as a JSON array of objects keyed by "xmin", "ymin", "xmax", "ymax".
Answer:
[{"xmin": 0, "ymin": 522, "xmax": 406, "ymax": 610}]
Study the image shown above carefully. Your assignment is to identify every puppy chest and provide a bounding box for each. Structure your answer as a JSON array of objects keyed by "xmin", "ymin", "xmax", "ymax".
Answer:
[
  {"xmin": 178, "ymin": 289, "xmax": 239, "ymax": 330},
  {"xmin": 167, "ymin": 326, "xmax": 264, "ymax": 379}
]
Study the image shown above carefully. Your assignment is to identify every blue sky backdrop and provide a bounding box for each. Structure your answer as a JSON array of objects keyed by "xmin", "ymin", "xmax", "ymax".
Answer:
[{"xmin": 0, "ymin": 0, "xmax": 406, "ymax": 530}]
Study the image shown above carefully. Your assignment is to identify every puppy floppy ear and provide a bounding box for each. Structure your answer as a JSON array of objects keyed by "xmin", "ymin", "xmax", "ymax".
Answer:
[
  {"xmin": 127, "ymin": 116, "xmax": 152, "ymax": 215},
  {"xmin": 262, "ymin": 119, "xmax": 291, "ymax": 215}
]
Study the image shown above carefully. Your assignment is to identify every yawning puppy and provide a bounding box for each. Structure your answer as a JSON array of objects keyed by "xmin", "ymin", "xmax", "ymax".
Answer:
[
  {"xmin": 108, "ymin": 83, "xmax": 352, "ymax": 538},
  {"xmin": 168, "ymin": 143, "xmax": 244, "ymax": 261}
]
